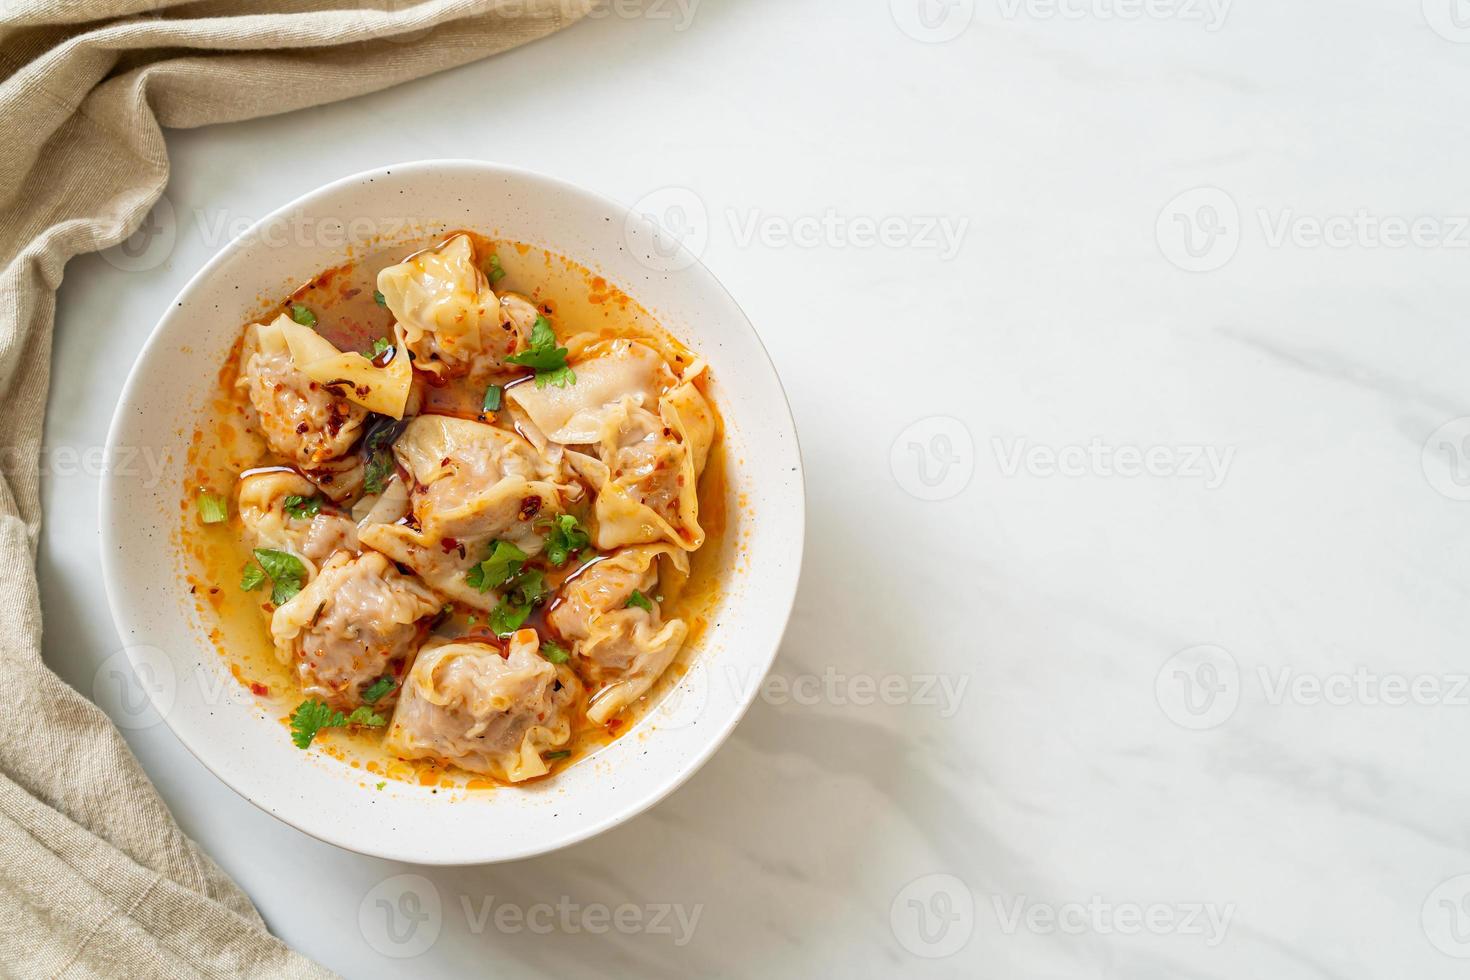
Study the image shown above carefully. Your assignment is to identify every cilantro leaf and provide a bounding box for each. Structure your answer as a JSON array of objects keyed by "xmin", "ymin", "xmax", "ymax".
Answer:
[
  {"xmin": 289, "ymin": 699, "xmax": 386, "ymax": 749},
  {"xmin": 540, "ymin": 513, "xmax": 590, "ymax": 567},
  {"xmin": 283, "ymin": 494, "xmax": 322, "ymax": 520},
  {"xmin": 508, "ymin": 568, "xmax": 549, "ymax": 607},
  {"xmin": 240, "ymin": 563, "xmax": 266, "ymax": 591},
  {"xmin": 362, "ymin": 676, "xmax": 395, "ymax": 704},
  {"xmin": 485, "ymin": 567, "xmax": 553, "ymax": 636},
  {"xmin": 253, "ymin": 548, "xmax": 306, "ymax": 605},
  {"xmin": 506, "ymin": 315, "xmax": 575, "ymax": 387},
  {"xmin": 465, "ymin": 540, "xmax": 527, "ymax": 592},
  {"xmin": 290, "ymin": 303, "xmax": 317, "ymax": 327},
  {"xmin": 535, "ymin": 364, "xmax": 576, "ymax": 389},
  {"xmin": 482, "ymin": 384, "xmax": 502, "ymax": 413},
  {"xmin": 487, "ymin": 253, "xmax": 507, "ymax": 285},
  {"xmin": 541, "ymin": 641, "xmax": 570, "ymax": 665},
  {"xmin": 363, "ymin": 337, "xmax": 390, "ymax": 359},
  {"xmin": 488, "ymin": 599, "xmax": 532, "ymax": 636},
  {"xmin": 625, "ymin": 590, "xmax": 654, "ymax": 612},
  {"xmin": 345, "ymin": 706, "xmax": 387, "ymax": 727},
  {"xmin": 373, "ymin": 290, "xmax": 386, "ymax": 307},
  {"xmin": 196, "ymin": 491, "xmax": 228, "ymax": 524},
  {"xmin": 289, "ymin": 699, "xmax": 345, "ymax": 749}
]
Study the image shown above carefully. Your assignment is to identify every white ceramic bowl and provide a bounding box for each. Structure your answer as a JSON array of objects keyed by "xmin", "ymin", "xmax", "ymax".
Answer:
[{"xmin": 100, "ymin": 160, "xmax": 803, "ymax": 864}]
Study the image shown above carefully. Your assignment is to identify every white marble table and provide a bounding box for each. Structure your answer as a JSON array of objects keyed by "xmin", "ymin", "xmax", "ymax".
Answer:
[{"xmin": 41, "ymin": 1, "xmax": 1470, "ymax": 975}]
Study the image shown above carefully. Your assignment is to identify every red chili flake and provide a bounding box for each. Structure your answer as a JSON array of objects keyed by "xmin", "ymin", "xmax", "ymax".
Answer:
[
  {"xmin": 439, "ymin": 537, "xmax": 460, "ymax": 553},
  {"xmin": 517, "ymin": 495, "xmax": 542, "ymax": 521},
  {"xmin": 250, "ymin": 682, "xmax": 269, "ymax": 697},
  {"xmin": 295, "ymin": 422, "xmax": 309, "ymax": 434}
]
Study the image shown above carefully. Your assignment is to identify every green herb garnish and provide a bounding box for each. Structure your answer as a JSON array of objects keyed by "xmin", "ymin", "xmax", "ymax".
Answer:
[
  {"xmin": 625, "ymin": 590, "xmax": 654, "ymax": 612},
  {"xmin": 283, "ymin": 494, "xmax": 322, "ymax": 520},
  {"xmin": 541, "ymin": 641, "xmax": 570, "ymax": 665},
  {"xmin": 240, "ymin": 563, "xmax": 266, "ymax": 592},
  {"xmin": 373, "ymin": 290, "xmax": 386, "ymax": 307},
  {"xmin": 505, "ymin": 316, "xmax": 575, "ymax": 388},
  {"xmin": 488, "ymin": 599, "xmax": 531, "ymax": 636},
  {"xmin": 481, "ymin": 384, "xmax": 503, "ymax": 413},
  {"xmin": 544, "ymin": 750, "xmax": 571, "ymax": 761},
  {"xmin": 363, "ymin": 337, "xmax": 390, "ymax": 358},
  {"xmin": 361, "ymin": 418, "xmax": 404, "ymax": 495},
  {"xmin": 487, "ymin": 569, "xmax": 551, "ymax": 636},
  {"xmin": 290, "ymin": 303, "xmax": 317, "ymax": 327},
  {"xmin": 345, "ymin": 706, "xmax": 387, "ymax": 727},
  {"xmin": 540, "ymin": 513, "xmax": 590, "ymax": 567},
  {"xmin": 289, "ymin": 699, "xmax": 386, "ymax": 749},
  {"xmin": 362, "ymin": 676, "xmax": 395, "ymax": 705},
  {"xmin": 196, "ymin": 491, "xmax": 228, "ymax": 524},
  {"xmin": 465, "ymin": 539, "xmax": 527, "ymax": 592},
  {"xmin": 487, "ymin": 253, "xmax": 507, "ymax": 285},
  {"xmin": 253, "ymin": 548, "xmax": 306, "ymax": 605}
]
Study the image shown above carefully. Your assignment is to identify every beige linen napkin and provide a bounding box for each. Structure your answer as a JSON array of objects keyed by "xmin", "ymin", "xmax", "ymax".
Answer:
[{"xmin": 0, "ymin": 2, "xmax": 587, "ymax": 975}]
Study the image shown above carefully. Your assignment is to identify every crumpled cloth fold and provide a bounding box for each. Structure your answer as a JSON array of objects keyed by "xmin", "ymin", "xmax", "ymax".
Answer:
[{"xmin": 0, "ymin": 2, "xmax": 586, "ymax": 975}]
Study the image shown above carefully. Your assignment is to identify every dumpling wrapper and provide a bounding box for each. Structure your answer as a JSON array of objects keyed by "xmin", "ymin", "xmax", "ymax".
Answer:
[
  {"xmin": 383, "ymin": 631, "xmax": 582, "ymax": 782},
  {"xmin": 357, "ymin": 415, "xmax": 573, "ymax": 610},
  {"xmin": 507, "ymin": 340, "xmax": 715, "ymax": 551},
  {"xmin": 547, "ymin": 544, "xmax": 690, "ymax": 725},
  {"xmin": 278, "ymin": 315, "xmax": 412, "ymax": 419},
  {"xmin": 236, "ymin": 469, "xmax": 359, "ymax": 576},
  {"xmin": 270, "ymin": 551, "xmax": 441, "ymax": 709},
  {"xmin": 505, "ymin": 339, "xmax": 672, "ymax": 451},
  {"xmin": 376, "ymin": 234, "xmax": 501, "ymax": 377}
]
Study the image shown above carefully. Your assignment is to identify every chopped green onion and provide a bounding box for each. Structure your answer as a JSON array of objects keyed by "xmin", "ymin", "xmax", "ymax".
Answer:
[
  {"xmin": 196, "ymin": 491, "xmax": 228, "ymax": 524},
  {"xmin": 625, "ymin": 590, "xmax": 654, "ymax": 612},
  {"xmin": 290, "ymin": 304, "xmax": 317, "ymax": 327},
  {"xmin": 482, "ymin": 384, "xmax": 503, "ymax": 413}
]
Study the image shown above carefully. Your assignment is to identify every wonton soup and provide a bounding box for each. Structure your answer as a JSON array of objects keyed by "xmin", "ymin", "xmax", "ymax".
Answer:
[{"xmin": 182, "ymin": 232, "xmax": 726, "ymax": 790}]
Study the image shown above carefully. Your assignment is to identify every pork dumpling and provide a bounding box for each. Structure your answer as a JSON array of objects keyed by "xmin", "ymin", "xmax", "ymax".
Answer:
[
  {"xmin": 357, "ymin": 415, "xmax": 573, "ymax": 609},
  {"xmin": 547, "ymin": 545, "xmax": 690, "ymax": 725},
  {"xmin": 237, "ymin": 314, "xmax": 367, "ymax": 501},
  {"xmin": 377, "ymin": 234, "xmax": 516, "ymax": 378},
  {"xmin": 383, "ymin": 631, "xmax": 582, "ymax": 782},
  {"xmin": 236, "ymin": 469, "xmax": 359, "ymax": 570},
  {"xmin": 506, "ymin": 338, "xmax": 673, "ymax": 453},
  {"xmin": 270, "ymin": 551, "xmax": 442, "ymax": 709},
  {"xmin": 509, "ymin": 340, "xmax": 715, "ymax": 551}
]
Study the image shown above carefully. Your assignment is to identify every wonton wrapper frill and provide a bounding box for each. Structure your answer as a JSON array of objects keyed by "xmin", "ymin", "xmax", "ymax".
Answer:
[
  {"xmin": 383, "ymin": 631, "xmax": 582, "ymax": 782},
  {"xmin": 270, "ymin": 551, "xmax": 441, "ymax": 709},
  {"xmin": 547, "ymin": 544, "xmax": 690, "ymax": 725},
  {"xmin": 506, "ymin": 338, "xmax": 715, "ymax": 551},
  {"xmin": 236, "ymin": 314, "xmax": 366, "ymax": 501},
  {"xmin": 357, "ymin": 415, "xmax": 576, "ymax": 610}
]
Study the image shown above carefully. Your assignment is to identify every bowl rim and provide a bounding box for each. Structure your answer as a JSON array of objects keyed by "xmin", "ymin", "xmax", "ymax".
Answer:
[{"xmin": 99, "ymin": 158, "xmax": 805, "ymax": 864}]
